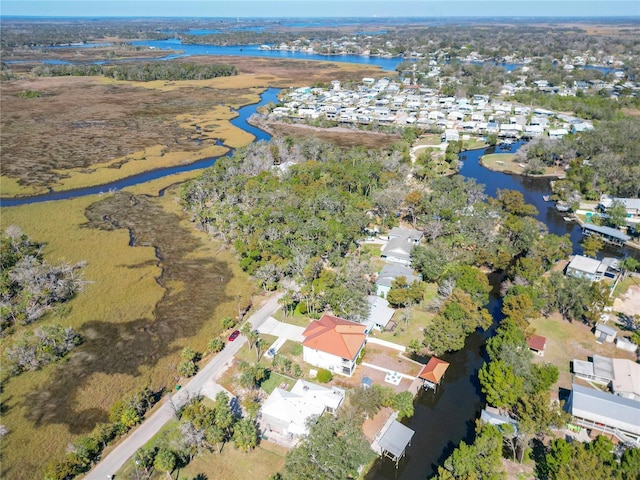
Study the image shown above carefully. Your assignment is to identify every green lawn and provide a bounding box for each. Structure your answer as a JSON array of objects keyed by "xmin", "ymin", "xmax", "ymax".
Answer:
[
  {"xmin": 261, "ymin": 371, "xmax": 296, "ymax": 394},
  {"xmin": 415, "ymin": 134, "xmax": 442, "ymax": 146},
  {"xmin": 272, "ymin": 308, "xmax": 313, "ymax": 328}
]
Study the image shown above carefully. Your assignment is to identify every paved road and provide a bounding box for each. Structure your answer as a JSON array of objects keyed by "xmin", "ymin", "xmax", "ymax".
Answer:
[{"xmin": 88, "ymin": 292, "xmax": 283, "ymax": 479}]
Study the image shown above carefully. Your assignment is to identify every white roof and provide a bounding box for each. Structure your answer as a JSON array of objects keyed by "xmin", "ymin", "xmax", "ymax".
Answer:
[
  {"xmin": 612, "ymin": 358, "xmax": 640, "ymax": 399},
  {"xmin": 261, "ymin": 380, "xmax": 345, "ymax": 435},
  {"xmin": 290, "ymin": 379, "xmax": 345, "ymax": 411},
  {"xmin": 261, "ymin": 388, "xmax": 325, "ymax": 436},
  {"xmin": 567, "ymin": 255, "xmax": 604, "ymax": 275},
  {"xmin": 365, "ymin": 295, "xmax": 395, "ymax": 329}
]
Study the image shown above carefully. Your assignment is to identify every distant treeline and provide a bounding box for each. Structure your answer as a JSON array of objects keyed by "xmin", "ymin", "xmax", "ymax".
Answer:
[{"xmin": 30, "ymin": 62, "xmax": 238, "ymax": 81}]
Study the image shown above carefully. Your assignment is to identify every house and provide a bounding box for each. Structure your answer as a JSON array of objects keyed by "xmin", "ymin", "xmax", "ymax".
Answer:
[
  {"xmin": 581, "ymin": 223, "xmax": 630, "ymax": 247},
  {"xmin": 548, "ymin": 128, "xmax": 569, "ymax": 139},
  {"xmin": 572, "ymin": 354, "xmax": 615, "ymax": 384},
  {"xmin": 611, "ymin": 358, "xmax": 640, "ymax": 401},
  {"xmin": 480, "ymin": 405, "xmax": 519, "ymax": 432},
  {"xmin": 380, "ymin": 227, "xmax": 423, "ymax": 266},
  {"xmin": 565, "ymin": 255, "xmax": 608, "ymax": 282},
  {"xmin": 566, "ymin": 383, "xmax": 640, "ymax": 445},
  {"xmin": 375, "ymin": 263, "xmax": 420, "ymax": 297},
  {"xmin": 260, "ymin": 379, "xmax": 345, "ymax": 439},
  {"xmin": 363, "ymin": 295, "xmax": 395, "ymax": 333},
  {"xmin": 595, "ymin": 323, "xmax": 617, "ymax": 343},
  {"xmin": 443, "ymin": 129, "xmax": 460, "ymax": 142},
  {"xmin": 302, "ymin": 314, "xmax": 367, "ymax": 377},
  {"xmin": 598, "ymin": 196, "xmax": 640, "ymax": 219},
  {"xmin": 527, "ymin": 335, "xmax": 546, "ymax": 356}
]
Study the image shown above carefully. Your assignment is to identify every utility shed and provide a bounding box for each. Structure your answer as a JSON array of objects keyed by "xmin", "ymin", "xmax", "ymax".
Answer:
[{"xmin": 378, "ymin": 420, "xmax": 415, "ymax": 465}]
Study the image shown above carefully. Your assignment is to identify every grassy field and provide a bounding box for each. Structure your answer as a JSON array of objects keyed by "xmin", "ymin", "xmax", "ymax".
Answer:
[
  {"xmin": 115, "ymin": 418, "xmax": 288, "ymax": 480},
  {"xmin": 415, "ymin": 134, "xmax": 442, "ymax": 146},
  {"xmin": 375, "ymin": 284, "xmax": 439, "ymax": 347},
  {"xmin": 480, "ymin": 152, "xmax": 565, "ymax": 177},
  {"xmin": 0, "ymin": 185, "xmax": 257, "ymax": 479},
  {"xmin": 1, "ymin": 59, "xmax": 388, "ymax": 197},
  {"xmin": 529, "ymin": 313, "xmax": 636, "ymax": 396}
]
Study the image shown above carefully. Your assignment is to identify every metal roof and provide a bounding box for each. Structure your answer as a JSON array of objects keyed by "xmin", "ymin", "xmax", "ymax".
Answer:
[
  {"xmin": 572, "ymin": 359, "xmax": 594, "ymax": 377},
  {"xmin": 569, "ymin": 383, "xmax": 640, "ymax": 436},
  {"xmin": 582, "ymin": 223, "xmax": 631, "ymax": 242},
  {"xmin": 595, "ymin": 323, "xmax": 617, "ymax": 337},
  {"xmin": 592, "ymin": 355, "xmax": 615, "ymax": 381},
  {"xmin": 378, "ymin": 421, "xmax": 415, "ymax": 459}
]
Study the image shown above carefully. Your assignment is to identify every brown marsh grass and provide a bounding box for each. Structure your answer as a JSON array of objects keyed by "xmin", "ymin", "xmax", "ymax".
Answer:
[{"xmin": 0, "ymin": 188, "xmax": 256, "ymax": 479}]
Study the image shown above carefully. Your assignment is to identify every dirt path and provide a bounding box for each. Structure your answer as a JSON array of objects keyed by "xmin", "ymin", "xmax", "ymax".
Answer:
[{"xmin": 613, "ymin": 282, "xmax": 640, "ymax": 318}]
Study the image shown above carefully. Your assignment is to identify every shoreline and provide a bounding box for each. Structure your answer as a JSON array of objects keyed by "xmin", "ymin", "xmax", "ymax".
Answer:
[{"xmin": 479, "ymin": 155, "xmax": 565, "ymax": 179}]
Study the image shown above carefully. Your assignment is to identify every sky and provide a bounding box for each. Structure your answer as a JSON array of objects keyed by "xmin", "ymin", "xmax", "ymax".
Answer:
[{"xmin": 2, "ymin": 1, "xmax": 639, "ymax": 18}]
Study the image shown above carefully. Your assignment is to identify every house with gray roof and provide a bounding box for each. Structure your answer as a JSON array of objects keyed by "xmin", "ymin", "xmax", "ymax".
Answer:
[
  {"xmin": 375, "ymin": 263, "xmax": 420, "ymax": 299},
  {"xmin": 566, "ymin": 383, "xmax": 640, "ymax": 445},
  {"xmin": 595, "ymin": 323, "xmax": 617, "ymax": 343},
  {"xmin": 380, "ymin": 228, "xmax": 423, "ymax": 266}
]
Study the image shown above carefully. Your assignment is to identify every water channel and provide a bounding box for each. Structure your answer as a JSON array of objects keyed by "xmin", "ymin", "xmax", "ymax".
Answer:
[{"xmin": 2, "ymin": 48, "xmax": 633, "ymax": 480}]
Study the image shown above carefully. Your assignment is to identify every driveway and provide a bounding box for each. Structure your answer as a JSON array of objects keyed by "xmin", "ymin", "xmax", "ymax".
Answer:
[
  {"xmin": 257, "ymin": 316, "xmax": 306, "ymax": 342},
  {"xmin": 88, "ymin": 292, "xmax": 283, "ymax": 479}
]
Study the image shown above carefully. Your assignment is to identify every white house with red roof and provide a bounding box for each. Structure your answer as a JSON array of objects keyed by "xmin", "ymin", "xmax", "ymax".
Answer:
[{"xmin": 302, "ymin": 314, "xmax": 367, "ymax": 377}]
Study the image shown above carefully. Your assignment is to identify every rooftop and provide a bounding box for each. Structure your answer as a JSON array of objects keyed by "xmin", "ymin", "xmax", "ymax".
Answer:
[
  {"xmin": 378, "ymin": 420, "xmax": 415, "ymax": 459},
  {"xmin": 582, "ymin": 223, "xmax": 631, "ymax": 242},
  {"xmin": 418, "ymin": 356, "xmax": 450, "ymax": 384},
  {"xmin": 302, "ymin": 314, "xmax": 367, "ymax": 361},
  {"xmin": 569, "ymin": 383, "xmax": 640, "ymax": 436},
  {"xmin": 567, "ymin": 255, "xmax": 606, "ymax": 275},
  {"xmin": 527, "ymin": 335, "xmax": 546, "ymax": 352}
]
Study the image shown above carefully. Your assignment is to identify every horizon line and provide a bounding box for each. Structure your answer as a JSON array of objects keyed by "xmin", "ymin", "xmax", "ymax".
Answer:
[{"xmin": 3, "ymin": 14, "xmax": 640, "ymax": 19}]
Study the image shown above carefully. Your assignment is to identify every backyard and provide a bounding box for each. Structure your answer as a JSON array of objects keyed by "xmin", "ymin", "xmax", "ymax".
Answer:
[{"xmin": 528, "ymin": 313, "xmax": 636, "ymax": 397}]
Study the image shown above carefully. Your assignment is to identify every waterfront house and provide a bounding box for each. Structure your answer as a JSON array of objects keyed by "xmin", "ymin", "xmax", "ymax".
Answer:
[
  {"xmin": 565, "ymin": 255, "xmax": 612, "ymax": 282},
  {"xmin": 566, "ymin": 383, "xmax": 640, "ymax": 445},
  {"xmin": 598, "ymin": 196, "xmax": 640, "ymax": 219},
  {"xmin": 302, "ymin": 314, "xmax": 367, "ymax": 377}
]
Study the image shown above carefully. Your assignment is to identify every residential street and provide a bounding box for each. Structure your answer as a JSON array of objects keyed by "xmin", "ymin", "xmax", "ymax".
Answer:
[{"xmin": 88, "ymin": 292, "xmax": 283, "ymax": 479}]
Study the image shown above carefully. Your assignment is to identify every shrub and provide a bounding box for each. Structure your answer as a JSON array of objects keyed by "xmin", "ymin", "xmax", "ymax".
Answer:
[
  {"xmin": 178, "ymin": 360, "xmax": 197, "ymax": 378},
  {"xmin": 316, "ymin": 368, "xmax": 333, "ymax": 383},
  {"xmin": 221, "ymin": 316, "xmax": 236, "ymax": 330},
  {"xmin": 181, "ymin": 346, "xmax": 199, "ymax": 362},
  {"xmin": 208, "ymin": 337, "xmax": 225, "ymax": 353}
]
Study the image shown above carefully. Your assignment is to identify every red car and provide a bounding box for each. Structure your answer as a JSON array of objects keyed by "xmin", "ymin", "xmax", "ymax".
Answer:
[{"xmin": 228, "ymin": 330, "xmax": 240, "ymax": 341}]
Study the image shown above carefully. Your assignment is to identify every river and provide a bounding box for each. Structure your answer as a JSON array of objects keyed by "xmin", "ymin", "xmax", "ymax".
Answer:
[
  {"xmin": 1, "ymin": 49, "xmax": 633, "ymax": 480},
  {"xmin": 0, "ymin": 87, "xmax": 278, "ymax": 207}
]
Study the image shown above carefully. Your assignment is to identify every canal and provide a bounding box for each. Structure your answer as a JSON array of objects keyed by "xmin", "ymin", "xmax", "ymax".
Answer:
[
  {"xmin": 371, "ymin": 142, "xmax": 637, "ymax": 480},
  {"xmin": 2, "ymin": 46, "xmax": 635, "ymax": 480}
]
